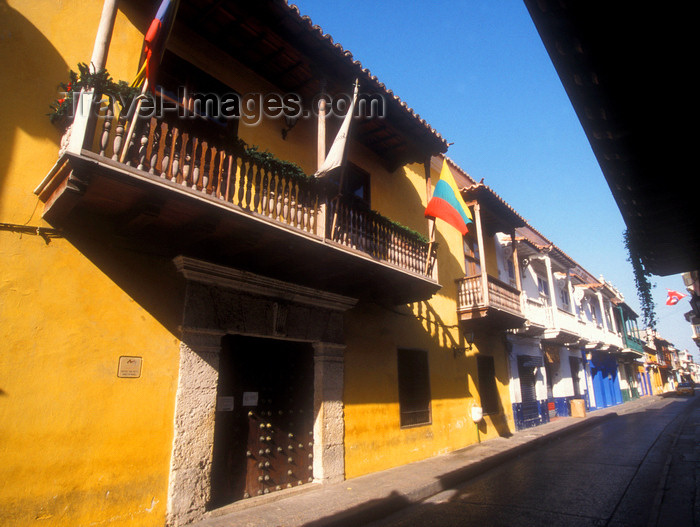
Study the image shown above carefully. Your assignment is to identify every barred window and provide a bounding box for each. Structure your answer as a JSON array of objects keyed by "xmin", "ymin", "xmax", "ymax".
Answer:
[{"xmin": 397, "ymin": 349, "xmax": 432, "ymax": 428}]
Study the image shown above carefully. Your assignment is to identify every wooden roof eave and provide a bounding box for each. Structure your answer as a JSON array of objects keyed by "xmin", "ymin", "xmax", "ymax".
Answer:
[{"xmin": 163, "ymin": 0, "xmax": 448, "ymax": 164}]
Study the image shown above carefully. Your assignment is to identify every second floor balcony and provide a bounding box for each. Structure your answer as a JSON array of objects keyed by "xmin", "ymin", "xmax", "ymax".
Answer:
[
  {"xmin": 544, "ymin": 307, "xmax": 581, "ymax": 344},
  {"xmin": 621, "ymin": 331, "xmax": 646, "ymax": 356},
  {"xmin": 457, "ymin": 274, "xmax": 526, "ymax": 330},
  {"xmin": 36, "ymin": 106, "xmax": 439, "ymax": 305}
]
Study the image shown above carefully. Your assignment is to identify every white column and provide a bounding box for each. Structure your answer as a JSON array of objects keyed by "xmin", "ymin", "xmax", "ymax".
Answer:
[
  {"xmin": 66, "ymin": 0, "xmax": 119, "ymax": 155},
  {"xmin": 90, "ymin": 0, "xmax": 119, "ymax": 71},
  {"xmin": 596, "ymin": 291, "xmax": 608, "ymax": 332},
  {"xmin": 543, "ymin": 255, "xmax": 558, "ymax": 331},
  {"xmin": 473, "ymin": 203, "xmax": 489, "ymax": 305}
]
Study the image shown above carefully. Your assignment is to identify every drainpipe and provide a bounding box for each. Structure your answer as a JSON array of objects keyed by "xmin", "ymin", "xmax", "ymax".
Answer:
[{"xmin": 66, "ymin": 0, "xmax": 120, "ymax": 154}]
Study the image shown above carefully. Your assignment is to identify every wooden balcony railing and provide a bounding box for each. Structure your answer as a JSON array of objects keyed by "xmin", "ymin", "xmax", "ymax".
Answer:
[
  {"xmin": 97, "ymin": 112, "xmax": 322, "ymax": 235},
  {"xmin": 327, "ymin": 198, "xmax": 434, "ymax": 276},
  {"xmin": 457, "ymin": 274, "xmax": 524, "ymax": 327},
  {"xmin": 623, "ymin": 333, "xmax": 646, "ymax": 353},
  {"xmin": 82, "ymin": 107, "xmax": 436, "ymax": 280}
]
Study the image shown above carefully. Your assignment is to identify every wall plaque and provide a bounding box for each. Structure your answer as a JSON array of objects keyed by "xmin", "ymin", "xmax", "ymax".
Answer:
[{"xmin": 117, "ymin": 356, "xmax": 142, "ymax": 378}]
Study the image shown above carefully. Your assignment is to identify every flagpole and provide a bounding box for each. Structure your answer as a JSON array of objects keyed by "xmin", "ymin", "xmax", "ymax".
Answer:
[
  {"xmin": 327, "ymin": 79, "xmax": 359, "ymax": 240},
  {"xmin": 119, "ymin": 0, "xmax": 180, "ymax": 164},
  {"xmin": 119, "ymin": 78, "xmax": 149, "ymax": 164},
  {"xmin": 424, "ymin": 157, "xmax": 436, "ymax": 275},
  {"xmin": 330, "ymin": 157, "xmax": 348, "ymax": 241},
  {"xmin": 425, "ymin": 223, "xmax": 436, "ymax": 276},
  {"xmin": 330, "ymin": 80, "xmax": 359, "ymax": 236}
]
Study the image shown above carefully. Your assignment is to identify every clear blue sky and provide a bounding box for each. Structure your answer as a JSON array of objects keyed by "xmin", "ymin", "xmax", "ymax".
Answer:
[{"xmin": 293, "ymin": 0, "xmax": 696, "ymax": 360}]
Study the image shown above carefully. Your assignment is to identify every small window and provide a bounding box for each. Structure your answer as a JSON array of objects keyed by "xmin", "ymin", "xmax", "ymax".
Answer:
[
  {"xmin": 560, "ymin": 287, "xmax": 570, "ymax": 307},
  {"xmin": 463, "ymin": 235, "xmax": 481, "ymax": 276},
  {"xmin": 328, "ymin": 163, "xmax": 371, "ymax": 207},
  {"xmin": 477, "ymin": 355, "xmax": 500, "ymax": 415},
  {"xmin": 397, "ymin": 349, "xmax": 431, "ymax": 427},
  {"xmin": 537, "ymin": 276, "xmax": 550, "ymax": 298},
  {"xmin": 590, "ymin": 299, "xmax": 600, "ymax": 325},
  {"xmin": 604, "ymin": 301, "xmax": 613, "ymax": 329}
]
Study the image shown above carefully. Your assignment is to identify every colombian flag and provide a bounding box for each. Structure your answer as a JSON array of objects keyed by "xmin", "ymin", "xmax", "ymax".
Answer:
[
  {"xmin": 425, "ymin": 159, "xmax": 473, "ymax": 235},
  {"xmin": 133, "ymin": 0, "xmax": 180, "ymax": 91}
]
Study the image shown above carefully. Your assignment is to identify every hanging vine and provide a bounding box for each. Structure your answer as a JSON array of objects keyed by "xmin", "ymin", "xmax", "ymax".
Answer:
[{"xmin": 624, "ymin": 229, "xmax": 656, "ymax": 329}]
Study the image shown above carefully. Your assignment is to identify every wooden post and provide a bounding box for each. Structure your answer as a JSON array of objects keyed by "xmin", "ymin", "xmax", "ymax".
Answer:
[
  {"xmin": 316, "ymin": 78, "xmax": 328, "ymax": 238},
  {"xmin": 510, "ymin": 228, "xmax": 523, "ymax": 292},
  {"xmin": 473, "ymin": 202, "xmax": 489, "ymax": 306},
  {"xmin": 317, "ymin": 78, "xmax": 327, "ymax": 171},
  {"xmin": 511, "ymin": 228, "xmax": 522, "ymax": 291}
]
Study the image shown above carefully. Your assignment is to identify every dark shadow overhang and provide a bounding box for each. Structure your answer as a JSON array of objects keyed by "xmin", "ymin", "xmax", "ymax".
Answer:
[
  {"xmin": 524, "ymin": 0, "xmax": 698, "ymax": 276},
  {"xmin": 462, "ymin": 183, "xmax": 528, "ymax": 236},
  {"xmin": 131, "ymin": 0, "xmax": 449, "ymax": 171},
  {"xmin": 36, "ymin": 151, "xmax": 441, "ymax": 305}
]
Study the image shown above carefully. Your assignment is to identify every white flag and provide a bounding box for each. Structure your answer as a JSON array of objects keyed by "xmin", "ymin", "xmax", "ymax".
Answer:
[{"xmin": 314, "ymin": 80, "xmax": 359, "ymax": 178}]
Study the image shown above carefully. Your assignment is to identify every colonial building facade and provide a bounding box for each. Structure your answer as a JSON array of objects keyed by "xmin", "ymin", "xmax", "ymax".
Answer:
[{"xmin": 0, "ymin": 2, "xmax": 689, "ymax": 526}]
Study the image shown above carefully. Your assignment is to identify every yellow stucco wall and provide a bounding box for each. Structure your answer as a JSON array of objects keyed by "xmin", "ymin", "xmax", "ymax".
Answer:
[
  {"xmin": 1, "ymin": 3, "xmax": 181, "ymax": 525},
  {"xmin": 1, "ymin": 0, "xmax": 516, "ymax": 518},
  {"xmin": 343, "ymin": 160, "xmax": 514, "ymax": 479}
]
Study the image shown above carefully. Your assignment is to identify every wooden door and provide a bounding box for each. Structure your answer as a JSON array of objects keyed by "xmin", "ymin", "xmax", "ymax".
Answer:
[{"xmin": 210, "ymin": 336, "xmax": 314, "ymax": 507}]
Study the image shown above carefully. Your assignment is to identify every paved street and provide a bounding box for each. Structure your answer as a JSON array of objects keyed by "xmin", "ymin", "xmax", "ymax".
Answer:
[{"xmin": 364, "ymin": 395, "xmax": 700, "ymax": 527}]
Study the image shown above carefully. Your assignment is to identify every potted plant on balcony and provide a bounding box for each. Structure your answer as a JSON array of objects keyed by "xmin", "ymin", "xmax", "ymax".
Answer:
[{"xmin": 48, "ymin": 62, "xmax": 139, "ymax": 131}]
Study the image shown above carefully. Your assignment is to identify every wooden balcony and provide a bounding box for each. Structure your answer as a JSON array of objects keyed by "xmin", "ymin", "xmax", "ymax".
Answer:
[
  {"xmin": 621, "ymin": 333, "xmax": 646, "ymax": 356},
  {"xmin": 456, "ymin": 274, "xmax": 526, "ymax": 329},
  {"xmin": 36, "ymin": 107, "xmax": 439, "ymax": 304}
]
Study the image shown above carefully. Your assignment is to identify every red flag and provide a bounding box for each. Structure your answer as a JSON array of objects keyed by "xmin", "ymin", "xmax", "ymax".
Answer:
[
  {"xmin": 141, "ymin": 0, "xmax": 180, "ymax": 90},
  {"xmin": 666, "ymin": 289, "xmax": 687, "ymax": 306}
]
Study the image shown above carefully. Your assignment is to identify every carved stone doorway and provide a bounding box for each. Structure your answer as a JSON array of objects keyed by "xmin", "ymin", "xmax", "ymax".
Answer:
[{"xmin": 165, "ymin": 257, "xmax": 356, "ymax": 526}]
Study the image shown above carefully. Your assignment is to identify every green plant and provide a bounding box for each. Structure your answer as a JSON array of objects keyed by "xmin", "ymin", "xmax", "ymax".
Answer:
[
  {"xmin": 48, "ymin": 63, "xmax": 140, "ymax": 128},
  {"xmin": 624, "ymin": 229, "xmax": 656, "ymax": 329}
]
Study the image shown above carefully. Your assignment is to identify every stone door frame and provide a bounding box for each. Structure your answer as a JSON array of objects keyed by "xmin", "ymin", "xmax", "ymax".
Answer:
[{"xmin": 166, "ymin": 257, "xmax": 357, "ymax": 526}]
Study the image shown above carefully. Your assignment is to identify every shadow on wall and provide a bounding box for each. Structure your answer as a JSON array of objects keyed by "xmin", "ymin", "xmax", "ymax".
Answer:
[
  {"xmin": 387, "ymin": 166, "xmax": 466, "ymax": 290},
  {"xmin": 0, "ymin": 1, "xmax": 70, "ymax": 218},
  {"xmin": 344, "ymin": 300, "xmax": 473, "ymax": 408},
  {"xmin": 59, "ymin": 210, "xmax": 186, "ymax": 338},
  {"xmin": 472, "ymin": 332, "xmax": 514, "ymax": 439}
]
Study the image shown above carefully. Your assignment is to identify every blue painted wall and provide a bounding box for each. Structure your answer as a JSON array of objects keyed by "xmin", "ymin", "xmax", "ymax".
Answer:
[{"xmin": 588, "ymin": 351, "xmax": 623, "ymax": 409}]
